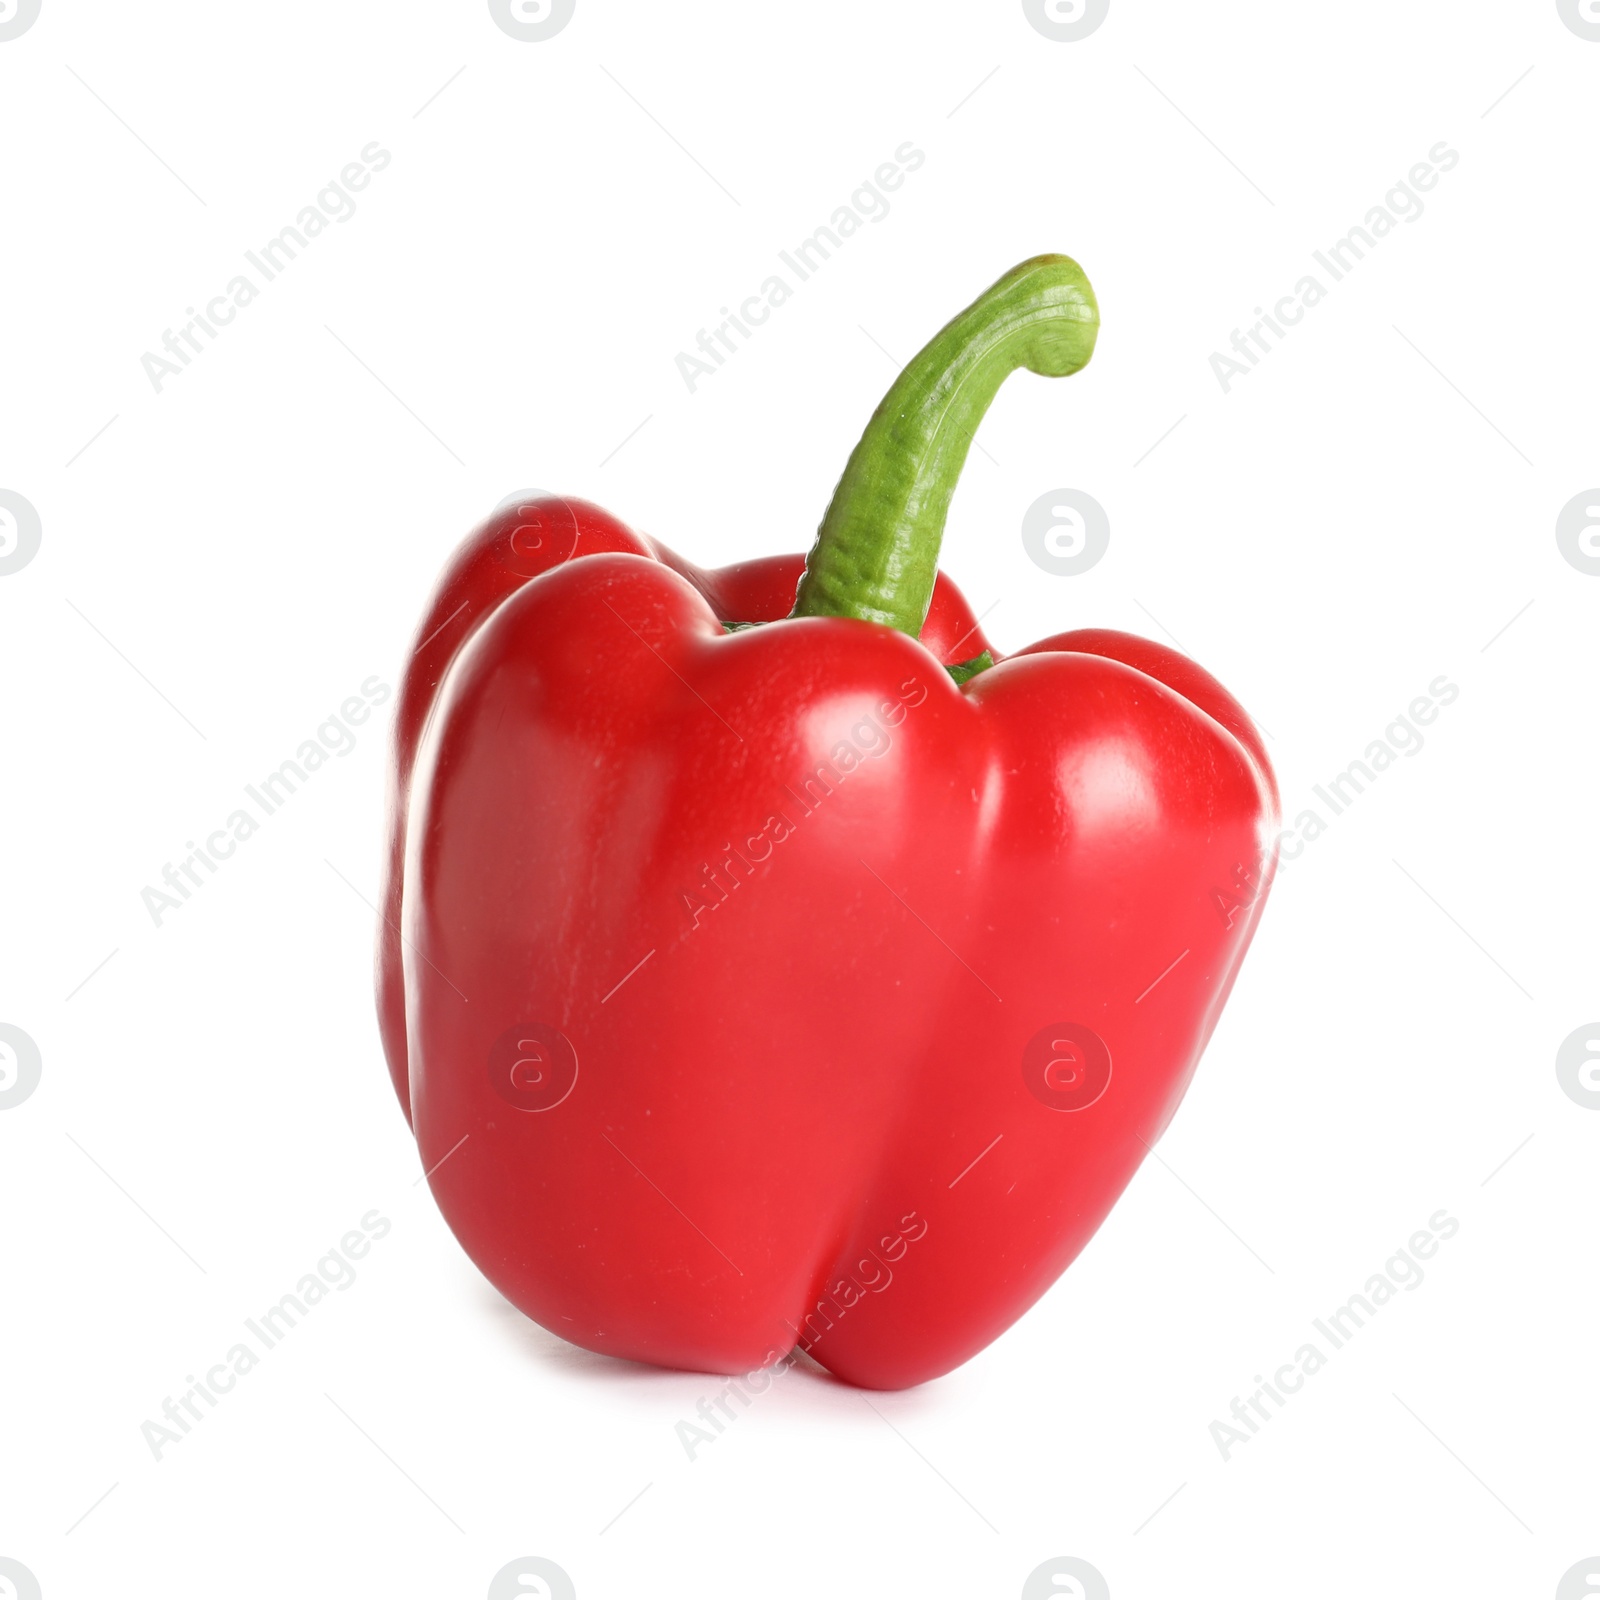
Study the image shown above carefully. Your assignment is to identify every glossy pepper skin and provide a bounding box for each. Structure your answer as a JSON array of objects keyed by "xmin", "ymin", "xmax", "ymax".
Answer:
[{"xmin": 377, "ymin": 258, "xmax": 1277, "ymax": 1390}]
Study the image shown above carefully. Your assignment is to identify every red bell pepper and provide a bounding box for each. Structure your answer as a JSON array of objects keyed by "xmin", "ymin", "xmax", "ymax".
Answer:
[{"xmin": 377, "ymin": 257, "xmax": 1277, "ymax": 1389}]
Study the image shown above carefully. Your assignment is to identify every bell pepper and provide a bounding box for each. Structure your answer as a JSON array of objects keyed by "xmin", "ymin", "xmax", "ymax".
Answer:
[{"xmin": 376, "ymin": 256, "xmax": 1278, "ymax": 1389}]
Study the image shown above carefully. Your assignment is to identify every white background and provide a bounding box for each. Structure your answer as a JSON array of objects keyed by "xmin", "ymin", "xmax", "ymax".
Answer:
[{"xmin": 2, "ymin": 2, "xmax": 1597, "ymax": 1596}]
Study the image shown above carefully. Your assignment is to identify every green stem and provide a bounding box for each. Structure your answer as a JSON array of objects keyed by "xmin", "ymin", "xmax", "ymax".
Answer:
[{"xmin": 790, "ymin": 255, "xmax": 1099, "ymax": 635}]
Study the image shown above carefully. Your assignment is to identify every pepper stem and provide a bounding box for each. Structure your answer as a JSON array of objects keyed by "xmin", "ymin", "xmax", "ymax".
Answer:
[{"xmin": 790, "ymin": 255, "xmax": 1099, "ymax": 636}]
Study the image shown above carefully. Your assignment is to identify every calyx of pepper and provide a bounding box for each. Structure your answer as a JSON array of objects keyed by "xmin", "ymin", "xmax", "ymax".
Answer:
[{"xmin": 789, "ymin": 256, "xmax": 1100, "ymax": 677}]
